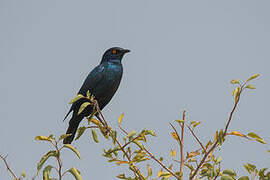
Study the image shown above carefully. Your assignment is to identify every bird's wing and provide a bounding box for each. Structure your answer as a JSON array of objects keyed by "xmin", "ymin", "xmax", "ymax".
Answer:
[
  {"xmin": 64, "ymin": 64, "xmax": 105, "ymax": 121},
  {"xmin": 78, "ymin": 64, "xmax": 106, "ymax": 95}
]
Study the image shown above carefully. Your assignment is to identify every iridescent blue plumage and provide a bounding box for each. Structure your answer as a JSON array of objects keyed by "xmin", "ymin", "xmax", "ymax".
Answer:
[{"xmin": 63, "ymin": 47, "xmax": 130, "ymax": 144}]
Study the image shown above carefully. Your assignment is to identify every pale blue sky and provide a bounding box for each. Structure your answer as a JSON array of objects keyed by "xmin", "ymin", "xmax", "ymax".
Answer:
[{"xmin": 0, "ymin": 0, "xmax": 269, "ymax": 179}]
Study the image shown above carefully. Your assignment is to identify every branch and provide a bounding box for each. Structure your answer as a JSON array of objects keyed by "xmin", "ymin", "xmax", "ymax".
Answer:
[
  {"xmin": 143, "ymin": 147, "xmax": 180, "ymax": 179},
  {"xmin": 186, "ymin": 124, "xmax": 206, "ymax": 152},
  {"xmin": 179, "ymin": 111, "xmax": 185, "ymax": 178},
  {"xmin": 190, "ymin": 86, "xmax": 243, "ymax": 180},
  {"xmin": 0, "ymin": 154, "xmax": 18, "ymax": 180}
]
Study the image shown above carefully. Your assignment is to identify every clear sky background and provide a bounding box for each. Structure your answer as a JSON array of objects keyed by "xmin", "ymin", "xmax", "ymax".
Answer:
[{"xmin": 1, "ymin": 0, "xmax": 269, "ymax": 179}]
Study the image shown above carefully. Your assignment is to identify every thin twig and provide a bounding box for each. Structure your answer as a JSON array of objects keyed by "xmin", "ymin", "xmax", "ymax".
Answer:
[
  {"xmin": 179, "ymin": 110, "xmax": 186, "ymax": 178},
  {"xmin": 186, "ymin": 124, "xmax": 206, "ymax": 152},
  {"xmin": 143, "ymin": 147, "xmax": 180, "ymax": 179},
  {"xmin": 0, "ymin": 154, "xmax": 18, "ymax": 180},
  {"xmin": 190, "ymin": 87, "xmax": 243, "ymax": 180}
]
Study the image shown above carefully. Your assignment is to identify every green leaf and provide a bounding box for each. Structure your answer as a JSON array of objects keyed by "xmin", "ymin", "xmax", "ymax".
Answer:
[
  {"xmin": 111, "ymin": 130, "xmax": 117, "ymax": 145},
  {"xmin": 35, "ymin": 136, "xmax": 53, "ymax": 142},
  {"xmin": 238, "ymin": 176, "xmax": 249, "ymax": 180},
  {"xmin": 43, "ymin": 165, "xmax": 53, "ymax": 180},
  {"xmin": 37, "ymin": 151, "xmax": 58, "ymax": 174},
  {"xmin": 127, "ymin": 130, "xmax": 136, "ymax": 139},
  {"xmin": 245, "ymin": 84, "xmax": 256, "ymax": 89},
  {"xmin": 246, "ymin": 74, "xmax": 260, "ymax": 82},
  {"xmin": 143, "ymin": 129, "xmax": 157, "ymax": 136},
  {"xmin": 192, "ymin": 121, "xmax": 201, "ymax": 128},
  {"xmin": 78, "ymin": 102, "xmax": 91, "ymax": 115},
  {"xmin": 67, "ymin": 166, "xmax": 82, "ymax": 180},
  {"xmin": 116, "ymin": 174, "xmax": 127, "ymax": 179},
  {"xmin": 247, "ymin": 132, "xmax": 261, "ymax": 140},
  {"xmin": 216, "ymin": 156, "xmax": 222, "ymax": 163},
  {"xmin": 147, "ymin": 164, "xmax": 152, "ymax": 178},
  {"xmin": 91, "ymin": 129, "xmax": 99, "ymax": 143},
  {"xmin": 133, "ymin": 140, "xmax": 143, "ymax": 149},
  {"xmin": 63, "ymin": 144, "xmax": 81, "ymax": 159},
  {"xmin": 59, "ymin": 134, "xmax": 72, "ymax": 141},
  {"xmin": 230, "ymin": 79, "xmax": 240, "ymax": 84},
  {"xmin": 69, "ymin": 94, "xmax": 85, "ymax": 104},
  {"xmin": 223, "ymin": 169, "xmax": 236, "ymax": 177},
  {"xmin": 221, "ymin": 175, "xmax": 234, "ymax": 180},
  {"xmin": 75, "ymin": 126, "xmax": 87, "ymax": 140},
  {"xmin": 175, "ymin": 119, "xmax": 185, "ymax": 123},
  {"xmin": 247, "ymin": 132, "xmax": 266, "ymax": 144}
]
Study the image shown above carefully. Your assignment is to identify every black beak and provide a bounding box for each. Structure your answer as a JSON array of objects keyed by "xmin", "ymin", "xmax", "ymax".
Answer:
[{"xmin": 122, "ymin": 49, "xmax": 130, "ymax": 54}]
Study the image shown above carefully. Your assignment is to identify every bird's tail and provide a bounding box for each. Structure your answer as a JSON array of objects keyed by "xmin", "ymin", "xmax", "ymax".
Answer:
[{"xmin": 63, "ymin": 115, "xmax": 83, "ymax": 144}]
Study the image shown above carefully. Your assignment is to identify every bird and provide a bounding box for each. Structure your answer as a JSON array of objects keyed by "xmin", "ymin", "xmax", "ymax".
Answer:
[{"xmin": 63, "ymin": 47, "xmax": 130, "ymax": 144}]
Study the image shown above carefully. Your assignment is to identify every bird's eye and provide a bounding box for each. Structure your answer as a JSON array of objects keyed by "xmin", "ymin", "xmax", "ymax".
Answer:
[{"xmin": 112, "ymin": 49, "xmax": 117, "ymax": 54}]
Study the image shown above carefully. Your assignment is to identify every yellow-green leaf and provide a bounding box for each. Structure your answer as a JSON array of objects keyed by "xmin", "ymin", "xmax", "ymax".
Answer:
[
  {"xmin": 247, "ymin": 132, "xmax": 262, "ymax": 139},
  {"xmin": 111, "ymin": 130, "xmax": 117, "ymax": 145},
  {"xmin": 91, "ymin": 129, "xmax": 99, "ymax": 143},
  {"xmin": 67, "ymin": 166, "xmax": 82, "ymax": 180},
  {"xmin": 229, "ymin": 131, "xmax": 246, "ymax": 138},
  {"xmin": 37, "ymin": 151, "xmax": 58, "ymax": 174},
  {"xmin": 127, "ymin": 130, "xmax": 136, "ymax": 138},
  {"xmin": 59, "ymin": 134, "xmax": 72, "ymax": 141},
  {"xmin": 133, "ymin": 140, "xmax": 144, "ymax": 149},
  {"xmin": 160, "ymin": 172, "xmax": 171, "ymax": 178},
  {"xmin": 171, "ymin": 132, "xmax": 178, "ymax": 141},
  {"xmin": 86, "ymin": 90, "xmax": 91, "ymax": 99},
  {"xmin": 35, "ymin": 136, "xmax": 52, "ymax": 142},
  {"xmin": 63, "ymin": 144, "xmax": 81, "ymax": 159},
  {"xmin": 238, "ymin": 176, "xmax": 249, "ymax": 180},
  {"xmin": 147, "ymin": 164, "xmax": 152, "ymax": 177},
  {"xmin": 246, "ymin": 74, "xmax": 260, "ymax": 82},
  {"xmin": 175, "ymin": 119, "xmax": 185, "ymax": 123},
  {"xmin": 43, "ymin": 165, "xmax": 53, "ymax": 180},
  {"xmin": 69, "ymin": 94, "xmax": 84, "ymax": 104},
  {"xmin": 78, "ymin": 102, "xmax": 91, "ymax": 115},
  {"xmin": 245, "ymin": 84, "xmax": 256, "ymax": 89},
  {"xmin": 21, "ymin": 171, "xmax": 26, "ymax": 178},
  {"xmin": 90, "ymin": 118, "xmax": 102, "ymax": 126},
  {"xmin": 75, "ymin": 126, "xmax": 87, "ymax": 140},
  {"xmin": 230, "ymin": 79, "xmax": 240, "ymax": 84},
  {"xmin": 192, "ymin": 121, "xmax": 201, "ymax": 128},
  {"xmin": 170, "ymin": 150, "xmax": 176, "ymax": 159},
  {"xmin": 118, "ymin": 113, "xmax": 124, "ymax": 125},
  {"xmin": 223, "ymin": 169, "xmax": 236, "ymax": 176},
  {"xmin": 221, "ymin": 175, "xmax": 234, "ymax": 180}
]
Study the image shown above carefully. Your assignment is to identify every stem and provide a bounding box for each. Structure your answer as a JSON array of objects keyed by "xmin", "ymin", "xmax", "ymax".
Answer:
[
  {"xmin": 180, "ymin": 111, "xmax": 186, "ymax": 179},
  {"xmin": 0, "ymin": 154, "xmax": 18, "ymax": 180},
  {"xmin": 186, "ymin": 125, "xmax": 206, "ymax": 152},
  {"xmin": 143, "ymin": 147, "xmax": 180, "ymax": 179},
  {"xmin": 190, "ymin": 86, "xmax": 243, "ymax": 180},
  {"xmin": 55, "ymin": 142, "xmax": 62, "ymax": 180}
]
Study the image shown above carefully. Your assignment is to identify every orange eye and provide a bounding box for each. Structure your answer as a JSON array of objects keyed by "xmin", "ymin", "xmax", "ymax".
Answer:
[{"xmin": 112, "ymin": 49, "xmax": 117, "ymax": 54}]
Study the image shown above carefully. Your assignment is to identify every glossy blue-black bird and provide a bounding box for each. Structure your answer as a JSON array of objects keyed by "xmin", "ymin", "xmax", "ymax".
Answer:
[{"xmin": 63, "ymin": 47, "xmax": 130, "ymax": 144}]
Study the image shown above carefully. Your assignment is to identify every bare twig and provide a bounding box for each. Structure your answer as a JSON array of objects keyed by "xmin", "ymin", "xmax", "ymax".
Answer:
[
  {"xmin": 186, "ymin": 124, "xmax": 206, "ymax": 152},
  {"xmin": 0, "ymin": 154, "xmax": 18, "ymax": 180},
  {"xmin": 143, "ymin": 147, "xmax": 180, "ymax": 179}
]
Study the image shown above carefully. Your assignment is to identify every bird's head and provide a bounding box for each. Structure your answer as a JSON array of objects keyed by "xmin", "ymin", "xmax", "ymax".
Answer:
[{"xmin": 101, "ymin": 47, "xmax": 130, "ymax": 64}]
